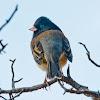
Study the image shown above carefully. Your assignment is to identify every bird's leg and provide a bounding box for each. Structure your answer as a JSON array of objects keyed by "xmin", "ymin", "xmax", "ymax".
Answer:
[
  {"xmin": 61, "ymin": 68, "xmax": 64, "ymax": 85},
  {"xmin": 44, "ymin": 76, "xmax": 50, "ymax": 87},
  {"xmin": 44, "ymin": 69, "xmax": 50, "ymax": 87}
]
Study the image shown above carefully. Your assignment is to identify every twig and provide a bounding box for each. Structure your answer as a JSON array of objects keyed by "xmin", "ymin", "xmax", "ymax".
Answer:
[
  {"xmin": 0, "ymin": 91, "xmax": 23, "ymax": 100},
  {"xmin": 0, "ymin": 76, "xmax": 100, "ymax": 99},
  {"xmin": 9, "ymin": 93, "xmax": 14, "ymax": 100},
  {"xmin": 0, "ymin": 5, "xmax": 18, "ymax": 31},
  {"xmin": 0, "ymin": 79, "xmax": 57, "ymax": 94},
  {"xmin": 9, "ymin": 91, "xmax": 23, "ymax": 100},
  {"xmin": 0, "ymin": 63, "xmax": 100, "ymax": 100},
  {"xmin": 9, "ymin": 59, "xmax": 23, "ymax": 100},
  {"xmin": 0, "ymin": 40, "xmax": 8, "ymax": 54},
  {"xmin": 14, "ymin": 78, "xmax": 23, "ymax": 83},
  {"xmin": 78, "ymin": 42, "xmax": 90, "ymax": 53},
  {"xmin": 0, "ymin": 96, "xmax": 7, "ymax": 100},
  {"xmin": 0, "ymin": 40, "xmax": 2, "ymax": 44},
  {"xmin": 61, "ymin": 66, "xmax": 88, "ymax": 91},
  {"xmin": 79, "ymin": 42, "xmax": 100, "ymax": 67},
  {"xmin": 9, "ymin": 59, "xmax": 23, "ymax": 88},
  {"xmin": 10, "ymin": 59, "xmax": 16, "ymax": 89},
  {"xmin": 58, "ymin": 80, "xmax": 100, "ymax": 99},
  {"xmin": 9, "ymin": 59, "xmax": 16, "ymax": 100},
  {"xmin": 58, "ymin": 67, "xmax": 100, "ymax": 100}
]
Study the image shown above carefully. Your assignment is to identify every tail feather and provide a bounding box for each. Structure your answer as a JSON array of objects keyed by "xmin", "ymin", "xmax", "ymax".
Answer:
[{"xmin": 47, "ymin": 61, "xmax": 62, "ymax": 79}]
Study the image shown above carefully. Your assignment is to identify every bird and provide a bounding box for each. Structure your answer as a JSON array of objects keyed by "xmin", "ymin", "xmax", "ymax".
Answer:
[{"xmin": 29, "ymin": 16, "xmax": 73, "ymax": 84}]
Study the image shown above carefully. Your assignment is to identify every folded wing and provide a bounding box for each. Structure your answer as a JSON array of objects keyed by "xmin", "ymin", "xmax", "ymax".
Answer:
[
  {"xmin": 63, "ymin": 37, "xmax": 73, "ymax": 62},
  {"xmin": 31, "ymin": 40, "xmax": 44, "ymax": 65}
]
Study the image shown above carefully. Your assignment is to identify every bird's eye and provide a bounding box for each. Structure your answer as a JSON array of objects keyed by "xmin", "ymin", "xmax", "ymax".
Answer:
[{"xmin": 40, "ymin": 25, "xmax": 44, "ymax": 29}]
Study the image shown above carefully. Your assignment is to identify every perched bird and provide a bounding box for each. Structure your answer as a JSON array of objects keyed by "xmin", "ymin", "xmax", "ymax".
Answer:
[{"xmin": 29, "ymin": 16, "xmax": 73, "ymax": 84}]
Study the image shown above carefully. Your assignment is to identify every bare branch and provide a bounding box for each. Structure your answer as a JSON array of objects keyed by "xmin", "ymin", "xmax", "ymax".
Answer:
[
  {"xmin": 0, "ymin": 79, "xmax": 57, "ymax": 94},
  {"xmin": 58, "ymin": 80, "xmax": 100, "ymax": 100},
  {"xmin": 0, "ymin": 91, "xmax": 23, "ymax": 100},
  {"xmin": 0, "ymin": 40, "xmax": 8, "ymax": 54},
  {"xmin": 8, "ymin": 91, "xmax": 23, "ymax": 100},
  {"xmin": 0, "ymin": 59, "xmax": 100, "ymax": 100},
  {"xmin": 61, "ymin": 66, "xmax": 88, "ymax": 91},
  {"xmin": 9, "ymin": 93, "xmax": 14, "ymax": 100},
  {"xmin": 14, "ymin": 78, "xmax": 23, "ymax": 83},
  {"xmin": 10, "ymin": 91, "xmax": 23, "ymax": 100},
  {"xmin": 79, "ymin": 42, "xmax": 100, "ymax": 67},
  {"xmin": 9, "ymin": 59, "xmax": 16, "ymax": 100},
  {"xmin": 9, "ymin": 59, "xmax": 23, "ymax": 100},
  {"xmin": 0, "ymin": 75, "xmax": 100, "ymax": 99},
  {"xmin": 78, "ymin": 42, "xmax": 90, "ymax": 53},
  {"xmin": 0, "ymin": 96, "xmax": 7, "ymax": 100},
  {"xmin": 9, "ymin": 59, "xmax": 23, "ymax": 87},
  {"xmin": 10, "ymin": 59, "xmax": 16, "ymax": 89},
  {"xmin": 0, "ymin": 5, "xmax": 18, "ymax": 31},
  {"xmin": 0, "ymin": 66, "xmax": 100, "ymax": 100},
  {"xmin": 58, "ymin": 67, "xmax": 100, "ymax": 100}
]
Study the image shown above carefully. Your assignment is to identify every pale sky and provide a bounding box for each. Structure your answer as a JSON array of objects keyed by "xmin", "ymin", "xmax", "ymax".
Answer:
[{"xmin": 0, "ymin": 0, "xmax": 100, "ymax": 100}]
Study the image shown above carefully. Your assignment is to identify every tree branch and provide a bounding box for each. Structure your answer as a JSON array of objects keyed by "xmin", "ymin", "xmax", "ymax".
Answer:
[
  {"xmin": 0, "ymin": 91, "xmax": 23, "ymax": 100},
  {"xmin": 0, "ymin": 79, "xmax": 57, "ymax": 94},
  {"xmin": 79, "ymin": 42, "xmax": 100, "ymax": 67},
  {"xmin": 0, "ymin": 96, "xmax": 7, "ymax": 100},
  {"xmin": 10, "ymin": 59, "xmax": 16, "ymax": 89},
  {"xmin": 0, "ymin": 59, "xmax": 100, "ymax": 100},
  {"xmin": 10, "ymin": 59, "xmax": 23, "ymax": 88},
  {"xmin": 14, "ymin": 78, "xmax": 23, "ymax": 83},
  {"xmin": 9, "ymin": 59, "xmax": 23, "ymax": 100},
  {"xmin": 0, "ymin": 40, "xmax": 8, "ymax": 54},
  {"xmin": 58, "ymin": 81, "xmax": 100, "ymax": 100},
  {"xmin": 61, "ymin": 65, "xmax": 88, "ymax": 91},
  {"xmin": 0, "ymin": 5, "xmax": 18, "ymax": 31},
  {"xmin": 0, "ymin": 66, "xmax": 100, "ymax": 100},
  {"xmin": 58, "ymin": 67, "xmax": 100, "ymax": 100}
]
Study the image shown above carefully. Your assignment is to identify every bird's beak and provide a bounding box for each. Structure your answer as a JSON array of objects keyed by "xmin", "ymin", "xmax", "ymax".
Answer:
[{"xmin": 29, "ymin": 26, "xmax": 37, "ymax": 32}]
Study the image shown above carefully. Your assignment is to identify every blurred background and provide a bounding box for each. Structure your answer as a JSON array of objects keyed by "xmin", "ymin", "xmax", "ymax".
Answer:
[{"xmin": 0, "ymin": 0, "xmax": 100, "ymax": 100}]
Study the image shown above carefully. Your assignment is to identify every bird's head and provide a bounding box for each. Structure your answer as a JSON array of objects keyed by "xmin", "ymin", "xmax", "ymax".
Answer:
[{"xmin": 29, "ymin": 16, "xmax": 62, "ymax": 38}]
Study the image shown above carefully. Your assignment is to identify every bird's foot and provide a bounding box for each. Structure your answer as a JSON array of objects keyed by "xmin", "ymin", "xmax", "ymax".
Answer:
[{"xmin": 44, "ymin": 79, "xmax": 50, "ymax": 87}]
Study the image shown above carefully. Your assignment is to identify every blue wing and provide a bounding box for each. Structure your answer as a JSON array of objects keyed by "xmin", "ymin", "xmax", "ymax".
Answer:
[{"xmin": 63, "ymin": 37, "xmax": 73, "ymax": 62}]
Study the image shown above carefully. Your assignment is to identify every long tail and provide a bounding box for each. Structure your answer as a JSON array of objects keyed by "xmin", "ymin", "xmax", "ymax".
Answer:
[{"xmin": 47, "ymin": 59, "xmax": 62, "ymax": 79}]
